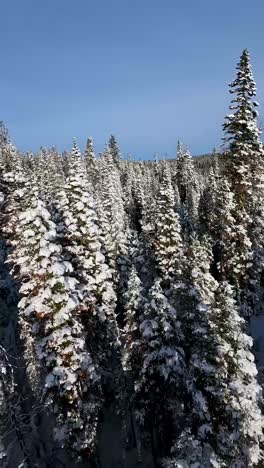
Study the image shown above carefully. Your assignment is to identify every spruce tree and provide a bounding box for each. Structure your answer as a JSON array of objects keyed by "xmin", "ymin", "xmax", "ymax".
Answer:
[
  {"xmin": 97, "ymin": 145, "xmax": 128, "ymax": 277},
  {"xmin": 198, "ymin": 163, "xmax": 220, "ymax": 240},
  {"xmin": 166, "ymin": 241, "xmax": 263, "ymax": 467},
  {"xmin": 223, "ymin": 49, "xmax": 264, "ymax": 210},
  {"xmin": 9, "ymin": 173, "xmax": 101, "ymax": 456},
  {"xmin": 122, "ymin": 266, "xmax": 145, "ymax": 374},
  {"xmin": 0, "ymin": 345, "xmax": 31, "ymax": 467},
  {"xmin": 175, "ymin": 142, "xmax": 197, "ymax": 204},
  {"xmin": 154, "ymin": 165, "xmax": 183, "ymax": 282},
  {"xmin": 1, "ymin": 151, "xmax": 28, "ymax": 240},
  {"xmin": 214, "ymin": 179, "xmax": 252, "ymax": 291},
  {"xmin": 222, "ymin": 49, "xmax": 264, "ymax": 310},
  {"xmin": 135, "ymin": 278, "xmax": 185, "ymax": 456},
  {"xmin": 175, "ymin": 143, "xmax": 198, "ymax": 238},
  {"xmin": 109, "ymin": 134, "xmax": 122, "ymax": 167},
  {"xmin": 84, "ymin": 137, "xmax": 98, "ymax": 190},
  {"xmin": 56, "ymin": 141, "xmax": 117, "ymax": 364}
]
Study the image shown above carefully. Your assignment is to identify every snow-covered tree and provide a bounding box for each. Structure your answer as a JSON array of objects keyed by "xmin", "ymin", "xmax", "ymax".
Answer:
[
  {"xmin": 167, "ymin": 241, "xmax": 263, "ymax": 467},
  {"xmin": 9, "ymin": 171, "xmax": 103, "ymax": 457},
  {"xmin": 223, "ymin": 49, "xmax": 264, "ymax": 209},
  {"xmin": 214, "ymin": 179, "xmax": 252, "ymax": 291},
  {"xmin": 198, "ymin": 162, "xmax": 220, "ymax": 240},
  {"xmin": 175, "ymin": 142, "xmax": 197, "ymax": 203},
  {"xmin": 154, "ymin": 166, "xmax": 183, "ymax": 281},
  {"xmin": 56, "ymin": 141, "xmax": 118, "ymax": 361},
  {"xmin": 0, "ymin": 345, "xmax": 31, "ymax": 467},
  {"xmin": 1, "ymin": 152, "xmax": 28, "ymax": 240},
  {"xmin": 35, "ymin": 147, "xmax": 66, "ymax": 205},
  {"xmin": 175, "ymin": 142, "xmax": 199, "ymax": 237},
  {"xmin": 84, "ymin": 137, "xmax": 98, "ymax": 190},
  {"xmin": 134, "ymin": 278, "xmax": 185, "ymax": 453},
  {"xmin": 97, "ymin": 145, "xmax": 128, "ymax": 277},
  {"xmin": 122, "ymin": 266, "xmax": 145, "ymax": 374},
  {"xmin": 0, "ymin": 121, "xmax": 8, "ymax": 147},
  {"xmin": 223, "ymin": 49, "xmax": 264, "ymax": 310},
  {"xmin": 108, "ymin": 134, "xmax": 121, "ymax": 167}
]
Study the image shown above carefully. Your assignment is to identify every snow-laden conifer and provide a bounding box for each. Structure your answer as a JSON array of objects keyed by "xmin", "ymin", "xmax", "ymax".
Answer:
[
  {"xmin": 154, "ymin": 165, "xmax": 183, "ymax": 281},
  {"xmin": 9, "ymin": 171, "xmax": 102, "ymax": 456},
  {"xmin": 223, "ymin": 49, "xmax": 264, "ymax": 208},
  {"xmin": 84, "ymin": 137, "xmax": 98, "ymax": 190},
  {"xmin": 97, "ymin": 146, "xmax": 128, "ymax": 276},
  {"xmin": 175, "ymin": 142, "xmax": 197, "ymax": 203},
  {"xmin": 35, "ymin": 147, "xmax": 65, "ymax": 205},
  {"xmin": 167, "ymin": 241, "xmax": 263, "ymax": 467},
  {"xmin": 214, "ymin": 179, "xmax": 252, "ymax": 289},
  {"xmin": 198, "ymin": 162, "xmax": 220, "ymax": 240},
  {"xmin": 122, "ymin": 266, "xmax": 145, "ymax": 374},
  {"xmin": 134, "ymin": 278, "xmax": 185, "ymax": 432},
  {"xmin": 175, "ymin": 143, "xmax": 199, "ymax": 237},
  {"xmin": 2, "ymin": 150, "xmax": 28, "ymax": 239},
  {"xmin": 56, "ymin": 140, "xmax": 117, "ymax": 372},
  {"xmin": 223, "ymin": 49, "xmax": 264, "ymax": 309},
  {"xmin": 108, "ymin": 134, "xmax": 122, "ymax": 167}
]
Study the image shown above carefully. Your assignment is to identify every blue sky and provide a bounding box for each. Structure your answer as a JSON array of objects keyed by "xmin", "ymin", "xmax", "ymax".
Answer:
[{"xmin": 1, "ymin": 1, "xmax": 264, "ymax": 159}]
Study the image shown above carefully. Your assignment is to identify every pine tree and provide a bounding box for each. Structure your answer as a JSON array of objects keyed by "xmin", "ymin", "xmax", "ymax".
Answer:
[
  {"xmin": 84, "ymin": 137, "xmax": 98, "ymax": 190},
  {"xmin": 9, "ymin": 173, "xmax": 101, "ymax": 456},
  {"xmin": 122, "ymin": 266, "xmax": 145, "ymax": 374},
  {"xmin": 166, "ymin": 241, "xmax": 263, "ymax": 467},
  {"xmin": 1, "ymin": 151, "xmax": 28, "ymax": 240},
  {"xmin": 0, "ymin": 345, "xmax": 31, "ymax": 467},
  {"xmin": 45, "ymin": 148, "xmax": 66, "ymax": 202},
  {"xmin": 214, "ymin": 179, "xmax": 252, "ymax": 293},
  {"xmin": 139, "ymin": 166, "xmax": 157, "ymax": 242},
  {"xmin": 175, "ymin": 142, "xmax": 196, "ymax": 204},
  {"xmin": 134, "ymin": 278, "xmax": 185, "ymax": 457},
  {"xmin": 154, "ymin": 165, "xmax": 183, "ymax": 282},
  {"xmin": 175, "ymin": 143, "xmax": 199, "ymax": 238},
  {"xmin": 56, "ymin": 141, "xmax": 117, "ymax": 362},
  {"xmin": 222, "ymin": 49, "xmax": 264, "ymax": 311},
  {"xmin": 109, "ymin": 134, "xmax": 122, "ymax": 167},
  {"xmin": 97, "ymin": 145, "xmax": 128, "ymax": 276},
  {"xmin": 0, "ymin": 122, "xmax": 8, "ymax": 148},
  {"xmin": 223, "ymin": 49, "xmax": 264, "ymax": 211},
  {"xmin": 198, "ymin": 162, "xmax": 220, "ymax": 240}
]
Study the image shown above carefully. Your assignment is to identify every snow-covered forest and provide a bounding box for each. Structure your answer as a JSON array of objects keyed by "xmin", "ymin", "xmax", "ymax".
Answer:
[{"xmin": 1, "ymin": 49, "xmax": 264, "ymax": 468}]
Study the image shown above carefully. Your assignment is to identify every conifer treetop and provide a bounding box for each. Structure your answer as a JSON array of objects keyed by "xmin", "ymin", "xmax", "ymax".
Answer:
[
  {"xmin": 223, "ymin": 48, "xmax": 261, "ymax": 147},
  {"xmin": 108, "ymin": 134, "xmax": 121, "ymax": 165}
]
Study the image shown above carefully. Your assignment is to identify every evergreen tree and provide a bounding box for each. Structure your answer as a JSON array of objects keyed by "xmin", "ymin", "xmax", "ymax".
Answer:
[
  {"xmin": 0, "ymin": 122, "xmax": 8, "ymax": 148},
  {"xmin": 108, "ymin": 134, "xmax": 121, "ymax": 167},
  {"xmin": 84, "ymin": 137, "xmax": 98, "ymax": 190},
  {"xmin": 175, "ymin": 142, "xmax": 196, "ymax": 204},
  {"xmin": 1, "ymin": 152, "xmax": 28, "ymax": 239},
  {"xmin": 223, "ymin": 49, "xmax": 264, "ymax": 210},
  {"xmin": 9, "ymin": 174, "xmax": 101, "ymax": 456},
  {"xmin": 56, "ymin": 141, "xmax": 117, "ymax": 365},
  {"xmin": 222, "ymin": 49, "xmax": 264, "ymax": 311},
  {"xmin": 198, "ymin": 162, "xmax": 220, "ymax": 240},
  {"xmin": 122, "ymin": 266, "xmax": 145, "ymax": 375},
  {"xmin": 175, "ymin": 143, "xmax": 199, "ymax": 238},
  {"xmin": 97, "ymin": 145, "xmax": 128, "ymax": 276},
  {"xmin": 135, "ymin": 278, "xmax": 185, "ymax": 456},
  {"xmin": 154, "ymin": 166, "xmax": 183, "ymax": 282},
  {"xmin": 0, "ymin": 345, "xmax": 31, "ymax": 467},
  {"xmin": 166, "ymin": 241, "xmax": 263, "ymax": 467},
  {"xmin": 214, "ymin": 179, "xmax": 252, "ymax": 291}
]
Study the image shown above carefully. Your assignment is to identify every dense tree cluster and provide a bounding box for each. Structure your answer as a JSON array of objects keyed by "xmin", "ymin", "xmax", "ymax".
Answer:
[{"xmin": 0, "ymin": 49, "xmax": 263, "ymax": 467}]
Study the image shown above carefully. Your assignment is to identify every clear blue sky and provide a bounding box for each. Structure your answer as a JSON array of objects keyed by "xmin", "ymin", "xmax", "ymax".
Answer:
[{"xmin": 1, "ymin": 1, "xmax": 264, "ymax": 159}]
